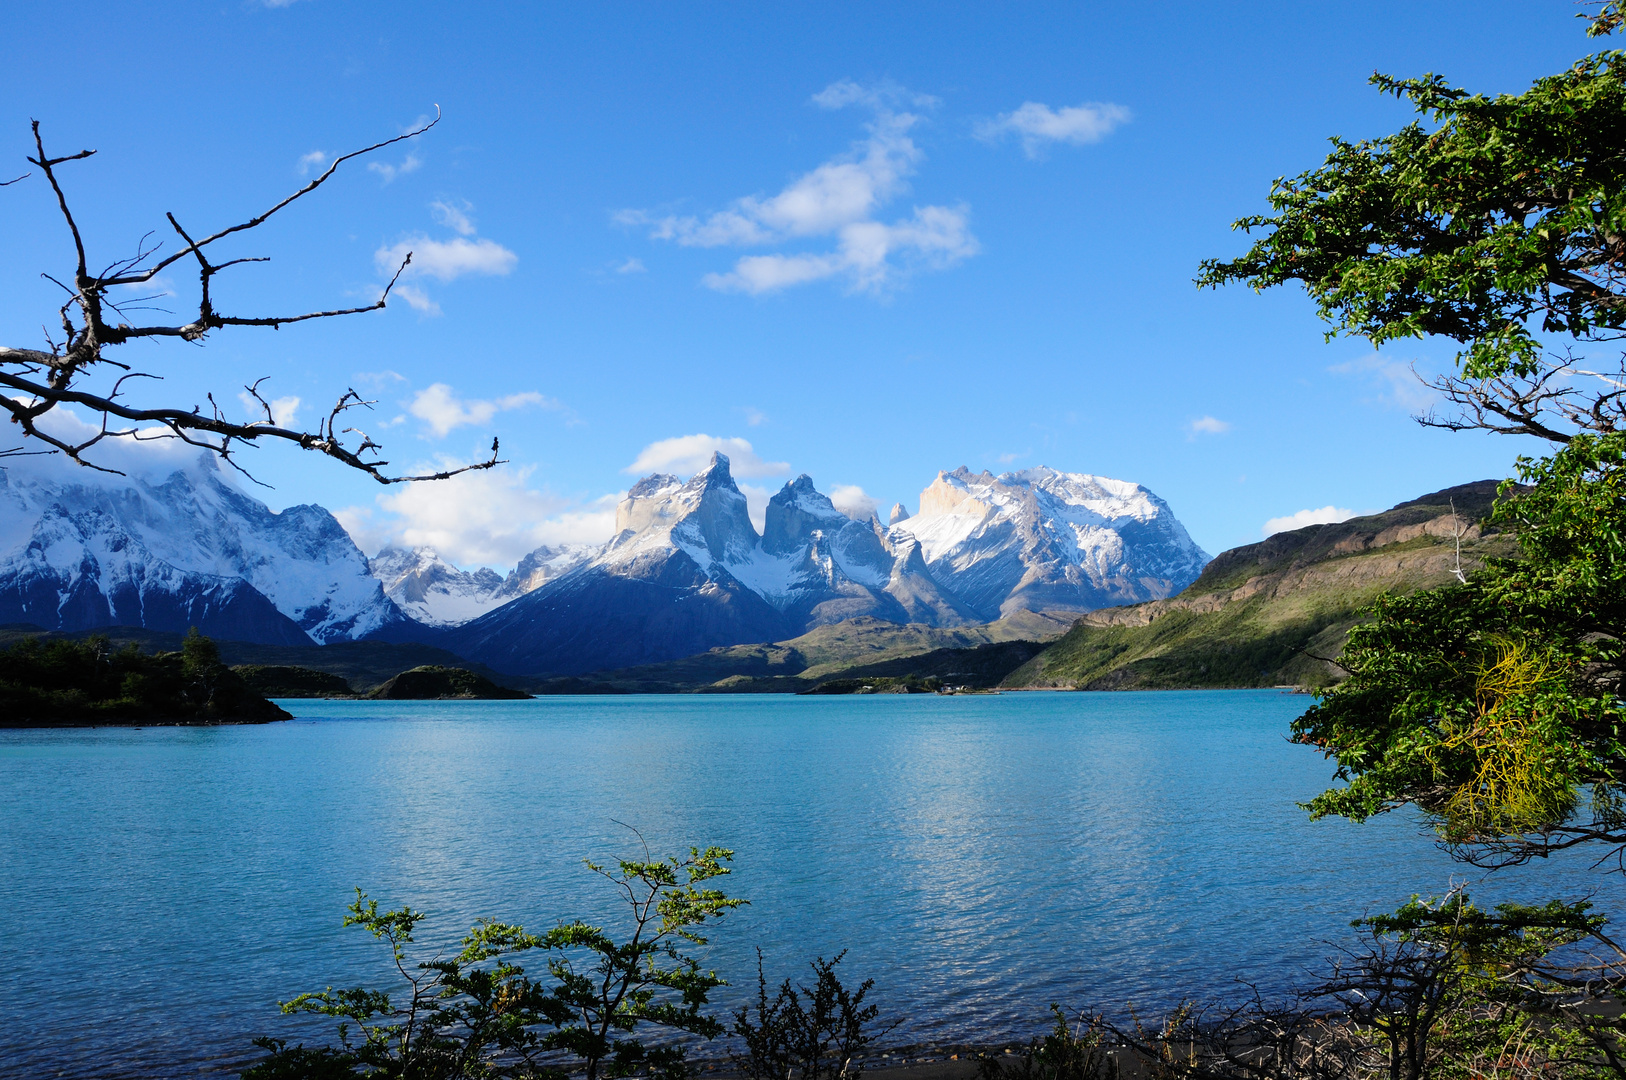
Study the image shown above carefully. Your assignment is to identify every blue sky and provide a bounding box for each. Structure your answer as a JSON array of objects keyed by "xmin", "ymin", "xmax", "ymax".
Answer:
[{"xmin": 0, "ymin": 2, "xmax": 1595, "ymax": 567}]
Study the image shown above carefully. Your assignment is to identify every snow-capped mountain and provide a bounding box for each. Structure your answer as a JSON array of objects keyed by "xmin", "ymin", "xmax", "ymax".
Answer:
[
  {"xmin": 443, "ymin": 454, "xmax": 794, "ymax": 674},
  {"xmin": 442, "ymin": 454, "xmax": 1208, "ymax": 676},
  {"xmin": 0, "ymin": 437, "xmax": 1208, "ymax": 669},
  {"xmin": 369, "ymin": 543, "xmax": 596, "ymax": 627},
  {"xmin": 888, "ymin": 466, "xmax": 1211, "ymax": 620},
  {"xmin": 368, "ymin": 547, "xmax": 507, "ymax": 628},
  {"xmin": 0, "ymin": 449, "xmax": 412, "ymax": 644}
]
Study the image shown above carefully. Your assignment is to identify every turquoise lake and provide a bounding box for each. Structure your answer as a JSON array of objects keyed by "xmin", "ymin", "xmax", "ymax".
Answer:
[{"xmin": 1, "ymin": 691, "xmax": 1611, "ymax": 1078}]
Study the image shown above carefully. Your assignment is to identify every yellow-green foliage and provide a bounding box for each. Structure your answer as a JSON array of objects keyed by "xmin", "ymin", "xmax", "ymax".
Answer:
[{"xmin": 1427, "ymin": 636, "xmax": 1581, "ymax": 841}]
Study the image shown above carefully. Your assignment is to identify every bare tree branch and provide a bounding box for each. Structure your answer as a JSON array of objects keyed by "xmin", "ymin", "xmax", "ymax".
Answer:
[{"xmin": 0, "ymin": 110, "xmax": 505, "ymax": 485}]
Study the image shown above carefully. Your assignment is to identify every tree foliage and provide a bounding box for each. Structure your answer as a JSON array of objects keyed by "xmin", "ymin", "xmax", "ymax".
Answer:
[
  {"xmin": 731, "ymin": 949, "xmax": 894, "ymax": 1080},
  {"xmin": 245, "ymin": 845, "xmax": 745, "ymax": 1080},
  {"xmin": 1292, "ymin": 434, "xmax": 1625, "ymax": 857},
  {"xmin": 1103, "ymin": 890, "xmax": 1626, "ymax": 1080},
  {"xmin": 1199, "ymin": 4, "xmax": 1626, "ymax": 864},
  {"xmin": 1197, "ymin": 29, "xmax": 1626, "ymax": 394},
  {"xmin": 0, "ymin": 629, "xmax": 288, "ymax": 725}
]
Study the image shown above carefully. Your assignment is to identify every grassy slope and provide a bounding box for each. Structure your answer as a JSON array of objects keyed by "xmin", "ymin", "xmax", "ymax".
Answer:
[
  {"xmin": 551, "ymin": 610, "xmax": 1075, "ymax": 693},
  {"xmin": 1004, "ymin": 481, "xmax": 1515, "ymax": 691}
]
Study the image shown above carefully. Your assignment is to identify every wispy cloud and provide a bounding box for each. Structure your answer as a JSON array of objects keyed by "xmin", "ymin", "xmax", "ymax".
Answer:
[
  {"xmin": 977, "ymin": 101, "xmax": 1132, "ymax": 159},
  {"xmin": 368, "ymin": 151, "xmax": 423, "ymax": 183},
  {"xmin": 409, "ymin": 383, "xmax": 556, "ymax": 438},
  {"xmin": 1263, "ymin": 506, "xmax": 1356, "ymax": 537},
  {"xmin": 743, "ymin": 407, "xmax": 768, "ymax": 427},
  {"xmin": 375, "ymin": 202, "xmax": 517, "ymax": 316},
  {"xmin": 1329, "ymin": 356, "xmax": 1438, "ymax": 413},
  {"xmin": 626, "ymin": 434, "xmax": 790, "ymax": 479},
  {"xmin": 297, "ymin": 150, "xmax": 327, "ymax": 175},
  {"xmin": 1187, "ymin": 415, "xmax": 1231, "ymax": 439},
  {"xmin": 615, "ymin": 257, "xmax": 646, "ymax": 274},
  {"xmin": 377, "ymin": 235, "xmax": 518, "ymax": 282},
  {"xmin": 430, "ymin": 198, "xmax": 477, "ymax": 236},
  {"xmin": 617, "ymin": 81, "xmax": 976, "ymax": 296}
]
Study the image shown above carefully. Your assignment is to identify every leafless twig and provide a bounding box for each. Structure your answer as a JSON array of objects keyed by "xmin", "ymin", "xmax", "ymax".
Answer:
[{"xmin": 0, "ymin": 109, "xmax": 506, "ymax": 485}]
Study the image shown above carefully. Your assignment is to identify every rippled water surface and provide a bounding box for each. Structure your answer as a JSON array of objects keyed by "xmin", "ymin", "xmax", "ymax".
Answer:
[{"xmin": 0, "ymin": 691, "xmax": 1606, "ymax": 1077}]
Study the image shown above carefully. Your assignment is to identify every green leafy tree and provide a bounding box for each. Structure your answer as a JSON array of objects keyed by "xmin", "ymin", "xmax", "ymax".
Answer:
[
  {"xmin": 244, "ymin": 892, "xmax": 554, "ymax": 1080},
  {"xmin": 1198, "ymin": 1, "xmax": 1626, "ymax": 865},
  {"xmin": 244, "ymin": 843, "xmax": 745, "ymax": 1080}
]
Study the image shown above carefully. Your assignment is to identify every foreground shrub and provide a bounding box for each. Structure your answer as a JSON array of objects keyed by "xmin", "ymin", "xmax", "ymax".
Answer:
[
  {"xmin": 731, "ymin": 949, "xmax": 896, "ymax": 1080},
  {"xmin": 243, "ymin": 844, "xmax": 744, "ymax": 1080}
]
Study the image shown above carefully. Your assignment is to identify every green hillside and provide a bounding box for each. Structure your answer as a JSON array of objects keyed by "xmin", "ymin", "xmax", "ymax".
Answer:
[
  {"xmin": 1003, "ymin": 481, "xmax": 1514, "ymax": 691},
  {"xmin": 537, "ymin": 610, "xmax": 1074, "ymax": 693}
]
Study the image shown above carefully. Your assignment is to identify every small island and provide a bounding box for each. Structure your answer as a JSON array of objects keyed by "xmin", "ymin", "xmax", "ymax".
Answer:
[
  {"xmin": 0, "ymin": 630, "xmax": 290, "ymax": 727},
  {"xmin": 368, "ymin": 665, "xmax": 532, "ymax": 700}
]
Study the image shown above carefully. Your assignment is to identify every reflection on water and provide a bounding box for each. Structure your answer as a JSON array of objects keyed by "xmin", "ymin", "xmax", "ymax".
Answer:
[{"xmin": 0, "ymin": 691, "xmax": 1603, "ymax": 1078}]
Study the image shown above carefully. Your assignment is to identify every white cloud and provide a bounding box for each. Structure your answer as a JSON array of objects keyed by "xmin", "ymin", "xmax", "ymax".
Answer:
[
  {"xmin": 626, "ymin": 434, "xmax": 790, "ymax": 479},
  {"xmin": 810, "ymin": 80, "xmax": 940, "ymax": 112},
  {"xmin": 238, "ymin": 391, "xmax": 302, "ymax": 428},
  {"xmin": 996, "ymin": 449, "xmax": 1029, "ymax": 464},
  {"xmin": 978, "ymin": 101, "xmax": 1132, "ymax": 158},
  {"xmin": 393, "ymin": 285, "xmax": 441, "ymax": 316},
  {"xmin": 297, "ymin": 150, "xmax": 327, "ymax": 175},
  {"xmin": 376, "ymin": 207, "xmax": 517, "ymax": 315},
  {"xmin": 1329, "ymin": 356, "xmax": 1438, "ymax": 413},
  {"xmin": 1263, "ymin": 506, "xmax": 1356, "ymax": 537},
  {"xmin": 368, "ymin": 152, "xmax": 422, "ymax": 183},
  {"xmin": 430, "ymin": 198, "xmax": 477, "ymax": 236},
  {"xmin": 408, "ymin": 383, "xmax": 556, "ymax": 438},
  {"xmin": 337, "ymin": 467, "xmax": 621, "ymax": 568},
  {"xmin": 1187, "ymin": 415, "xmax": 1231, "ymax": 438},
  {"xmin": 376, "ymin": 235, "xmax": 518, "ymax": 282},
  {"xmin": 615, "ymin": 257, "xmax": 647, "ymax": 274},
  {"xmin": 618, "ymin": 82, "xmax": 976, "ymax": 295},
  {"xmin": 743, "ymin": 407, "xmax": 768, "ymax": 427},
  {"xmin": 828, "ymin": 484, "xmax": 878, "ymax": 521}
]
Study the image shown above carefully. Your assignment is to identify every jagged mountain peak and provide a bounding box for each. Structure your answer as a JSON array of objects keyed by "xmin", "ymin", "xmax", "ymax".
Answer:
[
  {"xmin": 888, "ymin": 502, "xmax": 911, "ymax": 525},
  {"xmin": 763, "ymin": 474, "xmax": 849, "ymax": 555},
  {"xmin": 687, "ymin": 451, "xmax": 738, "ymax": 490},
  {"xmin": 606, "ymin": 453, "xmax": 757, "ymax": 570}
]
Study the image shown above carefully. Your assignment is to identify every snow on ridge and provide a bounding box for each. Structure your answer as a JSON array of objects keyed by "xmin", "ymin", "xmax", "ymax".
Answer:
[{"xmin": 0, "ymin": 448, "xmax": 399, "ymax": 642}]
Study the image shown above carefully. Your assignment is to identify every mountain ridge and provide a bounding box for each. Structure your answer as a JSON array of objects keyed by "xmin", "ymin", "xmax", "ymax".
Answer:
[
  {"xmin": 442, "ymin": 453, "xmax": 1207, "ymax": 675},
  {"xmin": 1001, "ymin": 481, "xmax": 1511, "ymax": 690}
]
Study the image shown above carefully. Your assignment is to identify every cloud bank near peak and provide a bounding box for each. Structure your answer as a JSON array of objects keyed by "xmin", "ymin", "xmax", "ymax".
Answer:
[{"xmin": 626, "ymin": 434, "xmax": 790, "ymax": 479}]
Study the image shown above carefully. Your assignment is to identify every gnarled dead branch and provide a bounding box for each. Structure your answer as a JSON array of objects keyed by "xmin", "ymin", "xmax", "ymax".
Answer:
[{"xmin": 1, "ymin": 110, "xmax": 504, "ymax": 484}]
